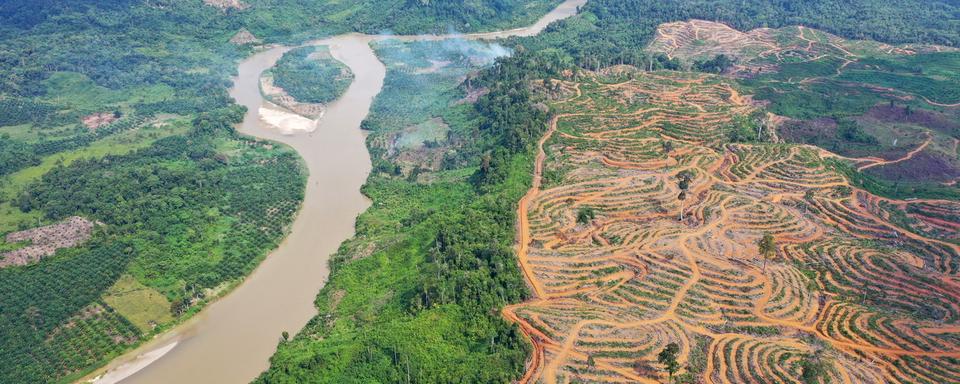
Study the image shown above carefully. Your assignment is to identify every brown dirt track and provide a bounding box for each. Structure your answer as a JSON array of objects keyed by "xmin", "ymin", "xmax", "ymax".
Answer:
[{"xmin": 502, "ymin": 71, "xmax": 960, "ymax": 384}]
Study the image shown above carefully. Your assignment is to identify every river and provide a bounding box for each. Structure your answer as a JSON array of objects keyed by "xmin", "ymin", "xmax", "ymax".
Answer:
[{"xmin": 89, "ymin": 1, "xmax": 585, "ymax": 383}]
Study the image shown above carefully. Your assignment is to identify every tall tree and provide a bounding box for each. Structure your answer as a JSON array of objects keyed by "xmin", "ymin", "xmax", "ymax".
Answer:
[
  {"xmin": 758, "ymin": 232, "xmax": 777, "ymax": 272},
  {"xmin": 657, "ymin": 342, "xmax": 680, "ymax": 382},
  {"xmin": 676, "ymin": 172, "xmax": 691, "ymax": 221}
]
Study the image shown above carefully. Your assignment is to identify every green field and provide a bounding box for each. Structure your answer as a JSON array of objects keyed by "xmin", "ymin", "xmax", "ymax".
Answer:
[{"xmin": 102, "ymin": 275, "xmax": 174, "ymax": 332}]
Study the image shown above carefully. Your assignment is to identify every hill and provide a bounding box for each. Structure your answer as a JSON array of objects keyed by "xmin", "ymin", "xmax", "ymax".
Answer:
[{"xmin": 504, "ymin": 64, "xmax": 960, "ymax": 383}]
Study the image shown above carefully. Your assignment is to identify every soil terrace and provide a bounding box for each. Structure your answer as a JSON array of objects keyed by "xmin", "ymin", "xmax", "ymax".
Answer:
[
  {"xmin": 503, "ymin": 70, "xmax": 960, "ymax": 383},
  {"xmin": 647, "ymin": 19, "xmax": 956, "ymax": 79}
]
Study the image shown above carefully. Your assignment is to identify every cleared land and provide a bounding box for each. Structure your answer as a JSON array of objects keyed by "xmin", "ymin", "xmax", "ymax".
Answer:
[
  {"xmin": 650, "ymin": 20, "xmax": 960, "ymax": 191},
  {"xmin": 1, "ymin": 216, "xmax": 94, "ymax": 268},
  {"xmin": 503, "ymin": 65, "xmax": 960, "ymax": 383}
]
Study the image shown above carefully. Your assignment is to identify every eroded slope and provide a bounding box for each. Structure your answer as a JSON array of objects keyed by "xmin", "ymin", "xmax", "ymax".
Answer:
[{"xmin": 504, "ymin": 69, "xmax": 960, "ymax": 383}]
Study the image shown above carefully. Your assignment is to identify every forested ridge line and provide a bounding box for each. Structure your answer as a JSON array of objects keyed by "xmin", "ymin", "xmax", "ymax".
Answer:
[{"xmin": 511, "ymin": 0, "xmax": 960, "ymax": 72}]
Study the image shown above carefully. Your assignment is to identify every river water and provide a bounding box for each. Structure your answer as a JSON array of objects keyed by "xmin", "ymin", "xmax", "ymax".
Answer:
[{"xmin": 90, "ymin": 1, "xmax": 585, "ymax": 383}]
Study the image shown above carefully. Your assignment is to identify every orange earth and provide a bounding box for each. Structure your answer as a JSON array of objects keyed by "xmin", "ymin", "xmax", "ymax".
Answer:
[{"xmin": 502, "ymin": 68, "xmax": 960, "ymax": 383}]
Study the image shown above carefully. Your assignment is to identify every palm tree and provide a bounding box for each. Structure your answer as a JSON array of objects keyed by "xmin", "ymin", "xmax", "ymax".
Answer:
[
  {"xmin": 662, "ymin": 140, "xmax": 674, "ymax": 156},
  {"xmin": 758, "ymin": 233, "xmax": 776, "ymax": 272},
  {"xmin": 676, "ymin": 172, "xmax": 691, "ymax": 221},
  {"xmin": 657, "ymin": 343, "xmax": 680, "ymax": 382}
]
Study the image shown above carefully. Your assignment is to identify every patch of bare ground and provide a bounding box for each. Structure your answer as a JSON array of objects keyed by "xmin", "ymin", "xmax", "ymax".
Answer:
[
  {"xmin": 530, "ymin": 78, "xmax": 580, "ymax": 101},
  {"xmin": 456, "ymin": 85, "xmax": 490, "ymax": 105},
  {"xmin": 503, "ymin": 70, "xmax": 960, "ymax": 384},
  {"xmin": 597, "ymin": 64, "xmax": 643, "ymax": 78},
  {"xmin": 382, "ymin": 118, "xmax": 453, "ymax": 176},
  {"xmin": 648, "ymin": 20, "xmax": 957, "ymax": 77},
  {"xmin": 394, "ymin": 147, "xmax": 447, "ymax": 177},
  {"xmin": 82, "ymin": 112, "xmax": 118, "ymax": 130},
  {"xmin": 230, "ymin": 28, "xmax": 260, "ymax": 45},
  {"xmin": 328, "ymin": 289, "xmax": 346, "ymax": 311},
  {"xmin": 203, "ymin": 0, "xmax": 247, "ymax": 11},
  {"xmin": 1, "ymin": 216, "xmax": 95, "ymax": 268},
  {"xmin": 647, "ymin": 20, "xmax": 785, "ymax": 65},
  {"xmin": 351, "ymin": 241, "xmax": 377, "ymax": 261}
]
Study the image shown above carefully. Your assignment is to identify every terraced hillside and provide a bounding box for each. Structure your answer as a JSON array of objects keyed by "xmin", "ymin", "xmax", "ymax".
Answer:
[
  {"xmin": 503, "ymin": 66, "xmax": 960, "ymax": 382},
  {"xmin": 646, "ymin": 20, "xmax": 960, "ymax": 196}
]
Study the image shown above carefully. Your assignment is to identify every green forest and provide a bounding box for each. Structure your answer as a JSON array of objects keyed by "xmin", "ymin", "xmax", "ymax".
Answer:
[
  {"xmin": 269, "ymin": 46, "xmax": 353, "ymax": 104},
  {"xmin": 0, "ymin": 107, "xmax": 305, "ymax": 382},
  {"xmin": 257, "ymin": 39, "xmax": 539, "ymax": 383},
  {"xmin": 0, "ymin": 1, "xmax": 573, "ymax": 382}
]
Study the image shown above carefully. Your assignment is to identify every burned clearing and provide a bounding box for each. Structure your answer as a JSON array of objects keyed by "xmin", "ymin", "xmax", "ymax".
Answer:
[{"xmin": 1, "ymin": 216, "xmax": 95, "ymax": 268}]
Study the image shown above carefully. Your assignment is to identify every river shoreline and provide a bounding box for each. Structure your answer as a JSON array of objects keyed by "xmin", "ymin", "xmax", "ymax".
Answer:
[{"xmin": 83, "ymin": 2, "xmax": 585, "ymax": 383}]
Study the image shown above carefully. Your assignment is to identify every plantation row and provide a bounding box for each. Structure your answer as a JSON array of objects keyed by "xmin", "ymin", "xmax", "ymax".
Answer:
[
  {"xmin": 504, "ymin": 71, "xmax": 960, "ymax": 383},
  {"xmin": 1, "ymin": 118, "xmax": 305, "ymax": 382}
]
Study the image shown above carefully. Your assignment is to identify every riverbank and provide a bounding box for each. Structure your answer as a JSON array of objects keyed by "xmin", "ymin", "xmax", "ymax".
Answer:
[{"xmin": 85, "ymin": 2, "xmax": 585, "ymax": 383}]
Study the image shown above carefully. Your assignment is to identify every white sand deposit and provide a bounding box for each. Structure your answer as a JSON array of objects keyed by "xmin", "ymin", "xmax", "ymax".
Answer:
[
  {"xmin": 91, "ymin": 341, "xmax": 179, "ymax": 384},
  {"xmin": 259, "ymin": 106, "xmax": 319, "ymax": 135}
]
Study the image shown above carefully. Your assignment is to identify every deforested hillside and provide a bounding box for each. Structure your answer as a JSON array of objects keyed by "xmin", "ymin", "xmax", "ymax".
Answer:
[{"xmin": 506, "ymin": 66, "xmax": 960, "ymax": 383}]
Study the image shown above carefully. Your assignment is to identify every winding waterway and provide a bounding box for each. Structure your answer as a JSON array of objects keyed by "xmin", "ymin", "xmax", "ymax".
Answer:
[{"xmin": 89, "ymin": 1, "xmax": 585, "ymax": 383}]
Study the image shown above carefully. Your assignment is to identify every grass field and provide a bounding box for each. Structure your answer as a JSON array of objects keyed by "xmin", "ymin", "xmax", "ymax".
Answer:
[{"xmin": 102, "ymin": 274, "xmax": 174, "ymax": 332}]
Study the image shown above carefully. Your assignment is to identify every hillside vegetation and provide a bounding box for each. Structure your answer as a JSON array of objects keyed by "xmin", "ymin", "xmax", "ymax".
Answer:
[
  {"xmin": 270, "ymin": 46, "xmax": 353, "ymax": 105},
  {"xmin": 1, "ymin": 117, "xmax": 305, "ymax": 383},
  {"xmin": 256, "ymin": 39, "xmax": 539, "ymax": 384},
  {"xmin": 0, "ymin": 1, "xmax": 572, "ymax": 382},
  {"xmin": 3, "ymin": 0, "xmax": 960, "ymax": 383}
]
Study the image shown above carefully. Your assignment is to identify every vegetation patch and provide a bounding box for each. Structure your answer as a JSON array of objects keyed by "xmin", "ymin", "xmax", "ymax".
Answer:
[
  {"xmin": 102, "ymin": 274, "xmax": 174, "ymax": 333},
  {"xmin": 256, "ymin": 37, "xmax": 545, "ymax": 384},
  {"xmin": 269, "ymin": 46, "xmax": 353, "ymax": 105}
]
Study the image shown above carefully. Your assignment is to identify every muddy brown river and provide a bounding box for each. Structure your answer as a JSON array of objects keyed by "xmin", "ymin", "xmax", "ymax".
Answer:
[{"xmin": 89, "ymin": 1, "xmax": 585, "ymax": 383}]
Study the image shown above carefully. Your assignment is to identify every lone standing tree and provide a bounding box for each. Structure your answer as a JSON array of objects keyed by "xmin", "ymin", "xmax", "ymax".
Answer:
[
  {"xmin": 662, "ymin": 140, "xmax": 674, "ymax": 155},
  {"xmin": 658, "ymin": 342, "xmax": 680, "ymax": 382},
  {"xmin": 676, "ymin": 172, "xmax": 691, "ymax": 221},
  {"xmin": 758, "ymin": 232, "xmax": 776, "ymax": 272}
]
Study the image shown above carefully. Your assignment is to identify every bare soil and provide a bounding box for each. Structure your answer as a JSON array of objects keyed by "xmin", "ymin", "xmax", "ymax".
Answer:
[
  {"xmin": 203, "ymin": 0, "xmax": 247, "ymax": 11},
  {"xmin": 1, "ymin": 216, "xmax": 95, "ymax": 268},
  {"xmin": 503, "ymin": 70, "xmax": 960, "ymax": 384},
  {"xmin": 82, "ymin": 112, "xmax": 118, "ymax": 130}
]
